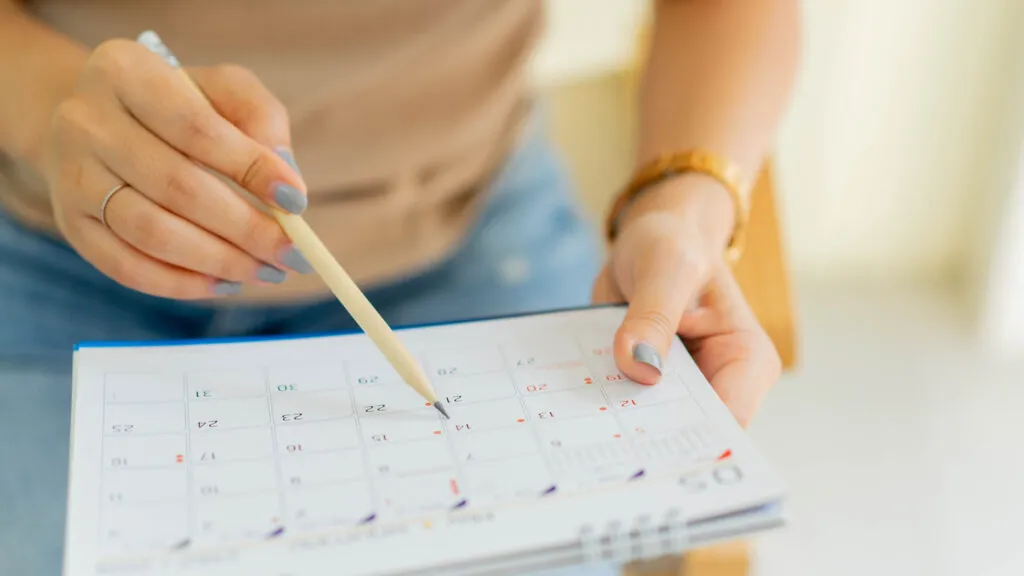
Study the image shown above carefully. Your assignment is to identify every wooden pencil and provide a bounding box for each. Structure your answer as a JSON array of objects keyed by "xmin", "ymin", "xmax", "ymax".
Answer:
[{"xmin": 135, "ymin": 30, "xmax": 448, "ymax": 420}]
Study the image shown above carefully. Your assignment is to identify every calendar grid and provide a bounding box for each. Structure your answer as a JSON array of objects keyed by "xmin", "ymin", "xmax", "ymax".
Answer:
[
  {"xmin": 92, "ymin": 322, "xmax": 728, "ymax": 556},
  {"xmin": 63, "ymin": 306, "xmax": 791, "ymax": 576}
]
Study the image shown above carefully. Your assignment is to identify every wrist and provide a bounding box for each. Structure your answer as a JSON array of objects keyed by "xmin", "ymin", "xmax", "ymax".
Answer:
[
  {"xmin": 615, "ymin": 172, "xmax": 737, "ymax": 252},
  {"xmin": 0, "ymin": 9, "xmax": 89, "ymax": 173}
]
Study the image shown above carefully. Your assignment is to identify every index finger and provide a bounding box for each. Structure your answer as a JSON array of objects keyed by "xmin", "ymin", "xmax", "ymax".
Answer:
[
  {"xmin": 105, "ymin": 40, "xmax": 306, "ymax": 214},
  {"xmin": 686, "ymin": 266, "xmax": 782, "ymax": 428}
]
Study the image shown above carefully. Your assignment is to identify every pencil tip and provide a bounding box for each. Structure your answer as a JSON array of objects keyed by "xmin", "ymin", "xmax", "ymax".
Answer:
[{"xmin": 434, "ymin": 402, "xmax": 450, "ymax": 419}]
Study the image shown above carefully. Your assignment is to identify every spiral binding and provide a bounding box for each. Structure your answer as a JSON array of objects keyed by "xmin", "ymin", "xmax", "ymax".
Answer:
[{"xmin": 578, "ymin": 507, "xmax": 689, "ymax": 564}]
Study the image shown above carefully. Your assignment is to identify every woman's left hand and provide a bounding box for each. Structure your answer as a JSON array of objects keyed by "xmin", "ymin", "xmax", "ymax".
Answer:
[{"xmin": 591, "ymin": 175, "xmax": 782, "ymax": 428}]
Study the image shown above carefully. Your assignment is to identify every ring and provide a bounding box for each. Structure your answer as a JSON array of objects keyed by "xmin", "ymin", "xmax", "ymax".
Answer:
[{"xmin": 99, "ymin": 183, "xmax": 129, "ymax": 229}]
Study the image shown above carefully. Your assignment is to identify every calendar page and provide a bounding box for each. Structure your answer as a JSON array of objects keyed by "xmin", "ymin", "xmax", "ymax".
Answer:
[{"xmin": 63, "ymin": 306, "xmax": 785, "ymax": 576}]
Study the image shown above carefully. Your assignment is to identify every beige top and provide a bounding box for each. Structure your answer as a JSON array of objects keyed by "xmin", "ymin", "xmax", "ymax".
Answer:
[{"xmin": 0, "ymin": 0, "xmax": 543, "ymax": 302}]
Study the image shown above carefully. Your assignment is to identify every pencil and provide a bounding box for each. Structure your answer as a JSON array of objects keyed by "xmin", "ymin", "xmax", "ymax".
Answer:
[{"xmin": 135, "ymin": 30, "xmax": 449, "ymax": 420}]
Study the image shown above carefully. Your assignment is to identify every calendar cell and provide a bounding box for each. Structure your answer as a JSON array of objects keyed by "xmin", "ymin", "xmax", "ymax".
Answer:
[
  {"xmin": 359, "ymin": 411, "xmax": 443, "ymax": 444},
  {"xmin": 103, "ymin": 434, "xmax": 185, "ymax": 469},
  {"xmin": 523, "ymin": 387, "xmax": 608, "ymax": 420},
  {"xmin": 575, "ymin": 329, "xmax": 616, "ymax": 360},
  {"xmin": 104, "ymin": 402, "xmax": 184, "ymax": 435},
  {"xmin": 434, "ymin": 372, "xmax": 515, "ymax": 405},
  {"xmin": 514, "ymin": 363, "xmax": 594, "ymax": 395},
  {"xmin": 367, "ymin": 437, "xmax": 452, "ymax": 476},
  {"xmin": 507, "ymin": 341, "xmax": 583, "ymax": 371},
  {"xmin": 347, "ymin": 352, "xmax": 403, "ymax": 387},
  {"xmin": 275, "ymin": 419, "xmax": 360, "ymax": 453},
  {"xmin": 268, "ymin": 362, "xmax": 347, "ymax": 394},
  {"xmin": 445, "ymin": 397, "xmax": 526, "ymax": 433},
  {"xmin": 547, "ymin": 441, "xmax": 640, "ymax": 489},
  {"xmin": 193, "ymin": 491, "xmax": 282, "ymax": 544},
  {"xmin": 424, "ymin": 345, "xmax": 505, "ymax": 377},
  {"xmin": 190, "ymin": 427, "xmax": 274, "ymax": 464},
  {"xmin": 103, "ymin": 467, "xmax": 187, "ymax": 505},
  {"xmin": 590, "ymin": 356, "xmax": 632, "ymax": 385},
  {"xmin": 547, "ymin": 440, "xmax": 635, "ymax": 470},
  {"xmin": 535, "ymin": 414, "xmax": 622, "ymax": 449},
  {"xmin": 617, "ymin": 399, "xmax": 706, "ymax": 436},
  {"xmin": 604, "ymin": 374, "xmax": 689, "ymax": 408},
  {"xmin": 377, "ymin": 470, "xmax": 458, "ymax": 517},
  {"xmin": 463, "ymin": 455, "xmax": 552, "ymax": 503},
  {"xmin": 104, "ymin": 373, "xmax": 182, "ymax": 403},
  {"xmin": 186, "ymin": 368, "xmax": 266, "ymax": 400},
  {"xmin": 286, "ymin": 480, "xmax": 375, "ymax": 530},
  {"xmin": 502, "ymin": 337, "xmax": 581, "ymax": 369},
  {"xmin": 100, "ymin": 502, "xmax": 188, "ymax": 554},
  {"xmin": 192, "ymin": 459, "xmax": 278, "ymax": 497},
  {"xmin": 453, "ymin": 426, "xmax": 537, "ymax": 463},
  {"xmin": 632, "ymin": 427, "xmax": 713, "ymax": 470},
  {"xmin": 189, "ymin": 397, "xmax": 269, "ymax": 431},
  {"xmin": 555, "ymin": 459, "xmax": 639, "ymax": 491},
  {"xmin": 353, "ymin": 383, "xmax": 429, "ymax": 416},
  {"xmin": 271, "ymin": 389, "xmax": 354, "ymax": 423},
  {"xmin": 280, "ymin": 449, "xmax": 365, "ymax": 487}
]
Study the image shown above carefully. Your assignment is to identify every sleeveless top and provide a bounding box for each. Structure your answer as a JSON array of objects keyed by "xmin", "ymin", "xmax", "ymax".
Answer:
[{"xmin": 0, "ymin": 0, "xmax": 543, "ymax": 302}]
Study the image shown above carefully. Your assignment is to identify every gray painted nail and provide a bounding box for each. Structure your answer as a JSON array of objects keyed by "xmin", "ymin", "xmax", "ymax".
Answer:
[
  {"xmin": 257, "ymin": 264, "xmax": 287, "ymax": 284},
  {"xmin": 274, "ymin": 183, "xmax": 307, "ymax": 214},
  {"xmin": 280, "ymin": 245, "xmax": 314, "ymax": 274},
  {"xmin": 276, "ymin": 147, "xmax": 301, "ymax": 175},
  {"xmin": 213, "ymin": 280, "xmax": 242, "ymax": 295},
  {"xmin": 632, "ymin": 342, "xmax": 663, "ymax": 374}
]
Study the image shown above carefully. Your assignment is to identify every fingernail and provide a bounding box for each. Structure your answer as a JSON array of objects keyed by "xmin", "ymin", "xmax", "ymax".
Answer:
[
  {"xmin": 257, "ymin": 264, "xmax": 287, "ymax": 284},
  {"xmin": 276, "ymin": 147, "xmax": 301, "ymax": 175},
  {"xmin": 279, "ymin": 245, "xmax": 314, "ymax": 274},
  {"xmin": 632, "ymin": 342, "xmax": 663, "ymax": 374},
  {"xmin": 213, "ymin": 280, "xmax": 242, "ymax": 296},
  {"xmin": 274, "ymin": 183, "xmax": 307, "ymax": 215}
]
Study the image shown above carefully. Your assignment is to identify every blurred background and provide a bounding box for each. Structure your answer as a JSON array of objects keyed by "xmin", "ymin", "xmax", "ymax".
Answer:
[{"xmin": 530, "ymin": 1, "xmax": 1024, "ymax": 575}]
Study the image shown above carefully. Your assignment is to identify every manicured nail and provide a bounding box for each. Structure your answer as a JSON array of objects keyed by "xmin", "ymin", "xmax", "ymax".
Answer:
[
  {"xmin": 279, "ymin": 245, "xmax": 314, "ymax": 274},
  {"xmin": 632, "ymin": 342, "xmax": 662, "ymax": 374},
  {"xmin": 213, "ymin": 280, "xmax": 242, "ymax": 295},
  {"xmin": 276, "ymin": 147, "xmax": 301, "ymax": 175},
  {"xmin": 257, "ymin": 264, "xmax": 287, "ymax": 284},
  {"xmin": 274, "ymin": 183, "xmax": 307, "ymax": 215}
]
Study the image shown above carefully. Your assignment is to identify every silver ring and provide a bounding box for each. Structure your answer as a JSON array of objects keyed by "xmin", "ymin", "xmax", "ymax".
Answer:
[{"xmin": 99, "ymin": 183, "xmax": 128, "ymax": 229}]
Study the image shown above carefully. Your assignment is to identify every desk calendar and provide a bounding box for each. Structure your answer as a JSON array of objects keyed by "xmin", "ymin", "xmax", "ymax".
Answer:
[{"xmin": 63, "ymin": 305, "xmax": 787, "ymax": 576}]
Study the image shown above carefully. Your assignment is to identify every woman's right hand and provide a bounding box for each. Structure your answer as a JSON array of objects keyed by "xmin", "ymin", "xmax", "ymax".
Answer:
[{"xmin": 44, "ymin": 39, "xmax": 312, "ymax": 300}]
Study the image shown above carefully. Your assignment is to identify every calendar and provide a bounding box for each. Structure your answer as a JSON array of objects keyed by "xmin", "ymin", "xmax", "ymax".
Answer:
[{"xmin": 64, "ymin": 306, "xmax": 786, "ymax": 576}]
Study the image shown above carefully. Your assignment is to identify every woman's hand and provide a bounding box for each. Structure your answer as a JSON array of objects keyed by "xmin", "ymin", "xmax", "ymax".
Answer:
[
  {"xmin": 591, "ymin": 175, "xmax": 782, "ymax": 427},
  {"xmin": 44, "ymin": 39, "xmax": 312, "ymax": 300}
]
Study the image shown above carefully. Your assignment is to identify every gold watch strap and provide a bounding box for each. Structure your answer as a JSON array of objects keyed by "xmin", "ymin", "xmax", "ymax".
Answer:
[{"xmin": 605, "ymin": 150, "xmax": 752, "ymax": 262}]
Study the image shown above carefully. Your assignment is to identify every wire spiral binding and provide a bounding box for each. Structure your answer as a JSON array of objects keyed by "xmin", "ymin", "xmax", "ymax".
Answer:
[{"xmin": 578, "ymin": 507, "xmax": 689, "ymax": 565}]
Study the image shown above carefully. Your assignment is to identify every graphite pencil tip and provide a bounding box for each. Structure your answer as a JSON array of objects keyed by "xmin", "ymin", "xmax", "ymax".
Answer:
[{"xmin": 433, "ymin": 402, "xmax": 450, "ymax": 420}]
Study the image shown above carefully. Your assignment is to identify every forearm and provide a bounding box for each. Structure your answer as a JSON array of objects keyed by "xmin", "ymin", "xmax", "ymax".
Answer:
[
  {"xmin": 628, "ymin": 0, "xmax": 800, "ymax": 245},
  {"xmin": 0, "ymin": 0, "xmax": 89, "ymax": 173}
]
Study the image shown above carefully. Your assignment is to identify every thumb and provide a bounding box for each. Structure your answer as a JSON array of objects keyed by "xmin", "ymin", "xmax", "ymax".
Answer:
[
  {"xmin": 591, "ymin": 264, "xmax": 624, "ymax": 305},
  {"xmin": 190, "ymin": 65, "xmax": 294, "ymax": 153},
  {"xmin": 614, "ymin": 245, "xmax": 705, "ymax": 385}
]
